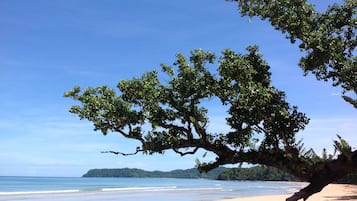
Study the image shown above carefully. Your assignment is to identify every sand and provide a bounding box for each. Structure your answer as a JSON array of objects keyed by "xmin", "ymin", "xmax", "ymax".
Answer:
[{"xmin": 216, "ymin": 184, "xmax": 357, "ymax": 201}]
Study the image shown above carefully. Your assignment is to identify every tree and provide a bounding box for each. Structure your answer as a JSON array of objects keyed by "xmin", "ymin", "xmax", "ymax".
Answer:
[
  {"xmin": 231, "ymin": 0, "xmax": 357, "ymax": 108},
  {"xmin": 65, "ymin": 47, "xmax": 356, "ymax": 201},
  {"xmin": 227, "ymin": 1, "xmax": 357, "ymax": 200},
  {"xmin": 65, "ymin": 1, "xmax": 356, "ymax": 201}
]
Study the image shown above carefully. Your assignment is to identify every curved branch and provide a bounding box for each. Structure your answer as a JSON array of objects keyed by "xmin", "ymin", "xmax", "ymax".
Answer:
[
  {"xmin": 173, "ymin": 147, "xmax": 199, "ymax": 156},
  {"xmin": 101, "ymin": 147, "xmax": 143, "ymax": 156},
  {"xmin": 114, "ymin": 124, "xmax": 145, "ymax": 144},
  {"xmin": 198, "ymin": 157, "xmax": 226, "ymax": 173},
  {"xmin": 192, "ymin": 120, "xmax": 207, "ymax": 140},
  {"xmin": 160, "ymin": 122, "xmax": 191, "ymax": 136}
]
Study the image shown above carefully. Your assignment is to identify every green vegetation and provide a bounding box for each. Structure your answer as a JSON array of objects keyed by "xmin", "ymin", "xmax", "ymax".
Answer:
[
  {"xmin": 218, "ymin": 166, "xmax": 297, "ymax": 181},
  {"xmin": 83, "ymin": 167, "xmax": 227, "ymax": 179},
  {"xmin": 82, "ymin": 166, "xmax": 296, "ymax": 181},
  {"xmin": 66, "ymin": 1, "xmax": 356, "ymax": 200},
  {"xmin": 83, "ymin": 167, "xmax": 357, "ymax": 184},
  {"xmin": 231, "ymin": 0, "xmax": 357, "ymax": 108}
]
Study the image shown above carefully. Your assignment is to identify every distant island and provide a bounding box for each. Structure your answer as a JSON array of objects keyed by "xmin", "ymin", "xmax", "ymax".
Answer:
[
  {"xmin": 83, "ymin": 166, "xmax": 357, "ymax": 184},
  {"xmin": 83, "ymin": 167, "xmax": 227, "ymax": 179},
  {"xmin": 83, "ymin": 166, "xmax": 298, "ymax": 181}
]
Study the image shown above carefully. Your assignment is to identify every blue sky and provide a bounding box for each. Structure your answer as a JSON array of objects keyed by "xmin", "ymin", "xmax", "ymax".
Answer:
[{"xmin": 0, "ymin": 0, "xmax": 355, "ymax": 177}]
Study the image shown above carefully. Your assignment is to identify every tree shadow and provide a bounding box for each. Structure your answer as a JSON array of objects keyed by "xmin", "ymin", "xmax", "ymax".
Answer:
[{"xmin": 324, "ymin": 195, "xmax": 357, "ymax": 200}]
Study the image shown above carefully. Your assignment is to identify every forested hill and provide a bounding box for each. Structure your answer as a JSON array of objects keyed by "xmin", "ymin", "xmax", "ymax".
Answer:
[
  {"xmin": 217, "ymin": 166, "xmax": 297, "ymax": 181},
  {"xmin": 82, "ymin": 166, "xmax": 298, "ymax": 181},
  {"xmin": 83, "ymin": 167, "xmax": 226, "ymax": 179},
  {"xmin": 83, "ymin": 166, "xmax": 356, "ymax": 183}
]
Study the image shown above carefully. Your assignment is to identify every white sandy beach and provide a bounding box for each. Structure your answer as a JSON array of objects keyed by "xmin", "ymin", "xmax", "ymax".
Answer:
[{"xmin": 217, "ymin": 184, "xmax": 357, "ymax": 201}]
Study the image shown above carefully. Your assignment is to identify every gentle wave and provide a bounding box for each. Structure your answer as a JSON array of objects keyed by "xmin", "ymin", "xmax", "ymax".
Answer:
[
  {"xmin": 102, "ymin": 186, "xmax": 177, "ymax": 192},
  {"xmin": 0, "ymin": 189, "xmax": 80, "ymax": 196},
  {"xmin": 0, "ymin": 186, "xmax": 225, "ymax": 196},
  {"xmin": 101, "ymin": 186, "xmax": 223, "ymax": 192},
  {"xmin": 0, "ymin": 177, "xmax": 307, "ymax": 201}
]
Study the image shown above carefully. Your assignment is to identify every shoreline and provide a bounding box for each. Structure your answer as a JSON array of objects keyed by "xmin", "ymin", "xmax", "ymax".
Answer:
[
  {"xmin": 1, "ymin": 177, "xmax": 355, "ymax": 201},
  {"xmin": 216, "ymin": 184, "xmax": 357, "ymax": 201}
]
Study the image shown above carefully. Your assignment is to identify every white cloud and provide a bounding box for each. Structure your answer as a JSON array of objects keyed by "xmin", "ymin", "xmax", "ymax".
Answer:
[{"xmin": 330, "ymin": 92, "xmax": 341, "ymax": 96}]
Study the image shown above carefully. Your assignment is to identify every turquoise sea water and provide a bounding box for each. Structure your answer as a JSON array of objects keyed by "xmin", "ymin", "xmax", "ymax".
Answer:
[{"xmin": 0, "ymin": 177, "xmax": 305, "ymax": 201}]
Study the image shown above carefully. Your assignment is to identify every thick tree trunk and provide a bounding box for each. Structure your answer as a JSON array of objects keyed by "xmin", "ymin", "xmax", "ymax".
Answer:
[
  {"xmin": 286, "ymin": 179, "xmax": 330, "ymax": 201},
  {"xmin": 286, "ymin": 151, "xmax": 357, "ymax": 201},
  {"xmin": 172, "ymin": 143, "xmax": 356, "ymax": 201}
]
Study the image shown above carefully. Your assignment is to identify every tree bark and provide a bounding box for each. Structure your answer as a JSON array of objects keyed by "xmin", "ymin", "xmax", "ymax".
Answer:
[{"xmin": 286, "ymin": 150, "xmax": 357, "ymax": 201}]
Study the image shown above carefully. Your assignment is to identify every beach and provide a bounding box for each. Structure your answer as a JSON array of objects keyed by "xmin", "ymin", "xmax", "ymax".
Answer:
[
  {"xmin": 217, "ymin": 184, "xmax": 357, "ymax": 201},
  {"xmin": 1, "ymin": 177, "xmax": 355, "ymax": 201}
]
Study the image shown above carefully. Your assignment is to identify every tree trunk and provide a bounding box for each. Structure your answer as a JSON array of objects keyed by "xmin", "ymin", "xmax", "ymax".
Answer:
[
  {"xmin": 286, "ymin": 180, "xmax": 329, "ymax": 201},
  {"xmin": 286, "ymin": 151, "xmax": 357, "ymax": 201}
]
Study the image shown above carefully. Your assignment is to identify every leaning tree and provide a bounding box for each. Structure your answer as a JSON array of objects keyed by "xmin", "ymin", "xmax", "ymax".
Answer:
[
  {"xmin": 65, "ymin": 47, "xmax": 356, "ymax": 201},
  {"xmin": 65, "ymin": 1, "xmax": 356, "ymax": 201}
]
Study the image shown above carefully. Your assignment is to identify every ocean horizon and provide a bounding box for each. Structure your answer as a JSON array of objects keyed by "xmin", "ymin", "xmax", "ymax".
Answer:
[{"xmin": 0, "ymin": 176, "xmax": 306, "ymax": 201}]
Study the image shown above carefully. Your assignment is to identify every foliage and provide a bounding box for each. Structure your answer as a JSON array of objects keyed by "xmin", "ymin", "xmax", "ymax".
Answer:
[
  {"xmin": 230, "ymin": 0, "xmax": 357, "ymax": 108},
  {"xmin": 218, "ymin": 165, "xmax": 297, "ymax": 181},
  {"xmin": 82, "ymin": 166, "xmax": 297, "ymax": 181},
  {"xmin": 83, "ymin": 167, "xmax": 227, "ymax": 179},
  {"xmin": 65, "ymin": 47, "xmax": 313, "ymax": 176},
  {"xmin": 66, "ymin": 1, "xmax": 357, "ymax": 200},
  {"xmin": 82, "ymin": 166, "xmax": 357, "ymax": 184},
  {"xmin": 333, "ymin": 134, "xmax": 352, "ymax": 158}
]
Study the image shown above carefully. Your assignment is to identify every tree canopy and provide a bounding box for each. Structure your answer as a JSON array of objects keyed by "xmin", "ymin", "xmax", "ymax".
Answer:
[
  {"xmin": 65, "ymin": 46, "xmax": 311, "ymax": 173},
  {"xmin": 231, "ymin": 0, "xmax": 357, "ymax": 108},
  {"xmin": 65, "ymin": 1, "xmax": 356, "ymax": 201},
  {"xmin": 65, "ymin": 46, "xmax": 355, "ymax": 201}
]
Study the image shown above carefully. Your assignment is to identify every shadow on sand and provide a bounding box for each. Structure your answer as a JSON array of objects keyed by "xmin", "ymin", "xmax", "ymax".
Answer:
[{"xmin": 324, "ymin": 195, "xmax": 357, "ymax": 200}]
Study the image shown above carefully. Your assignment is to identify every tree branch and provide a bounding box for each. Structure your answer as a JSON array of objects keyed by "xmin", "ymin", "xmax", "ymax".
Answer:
[
  {"xmin": 173, "ymin": 147, "xmax": 199, "ymax": 156},
  {"xmin": 101, "ymin": 147, "xmax": 143, "ymax": 156},
  {"xmin": 192, "ymin": 120, "xmax": 207, "ymax": 141},
  {"xmin": 198, "ymin": 159, "xmax": 224, "ymax": 173},
  {"xmin": 160, "ymin": 122, "xmax": 191, "ymax": 136},
  {"xmin": 114, "ymin": 124, "xmax": 145, "ymax": 144}
]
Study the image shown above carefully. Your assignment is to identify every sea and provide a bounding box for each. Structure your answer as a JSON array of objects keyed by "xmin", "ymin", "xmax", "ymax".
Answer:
[{"xmin": 0, "ymin": 177, "xmax": 306, "ymax": 201}]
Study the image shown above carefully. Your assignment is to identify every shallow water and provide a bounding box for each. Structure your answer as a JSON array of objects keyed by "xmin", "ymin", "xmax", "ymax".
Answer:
[{"xmin": 0, "ymin": 177, "xmax": 306, "ymax": 201}]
